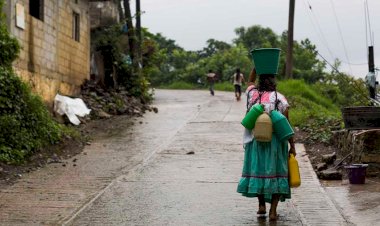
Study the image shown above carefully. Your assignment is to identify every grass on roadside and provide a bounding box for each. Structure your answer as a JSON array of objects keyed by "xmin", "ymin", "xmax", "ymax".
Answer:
[
  {"xmin": 277, "ymin": 79, "xmax": 342, "ymax": 144},
  {"xmin": 159, "ymin": 81, "xmax": 200, "ymax": 90},
  {"xmin": 214, "ymin": 82, "xmax": 245, "ymax": 92},
  {"xmin": 158, "ymin": 81, "xmax": 248, "ymax": 92},
  {"xmin": 277, "ymin": 80, "xmax": 340, "ymax": 127}
]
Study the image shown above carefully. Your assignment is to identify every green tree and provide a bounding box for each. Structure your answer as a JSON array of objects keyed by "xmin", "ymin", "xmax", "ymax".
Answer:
[
  {"xmin": 146, "ymin": 32, "xmax": 252, "ymax": 85},
  {"xmin": 198, "ymin": 39, "xmax": 231, "ymax": 57},
  {"xmin": 144, "ymin": 32, "xmax": 184, "ymax": 53},
  {"xmin": 200, "ymin": 44, "xmax": 251, "ymax": 82},
  {"xmin": 145, "ymin": 25, "xmax": 328, "ymax": 88},
  {"xmin": 314, "ymin": 59, "xmax": 369, "ymax": 107},
  {"xmin": 234, "ymin": 25, "xmax": 280, "ymax": 50},
  {"xmin": 234, "ymin": 26, "xmax": 326, "ymax": 83},
  {"xmin": 91, "ymin": 24, "xmax": 151, "ymax": 99},
  {"xmin": 144, "ymin": 30, "xmax": 200, "ymax": 85},
  {"xmin": 280, "ymin": 31, "xmax": 326, "ymax": 82}
]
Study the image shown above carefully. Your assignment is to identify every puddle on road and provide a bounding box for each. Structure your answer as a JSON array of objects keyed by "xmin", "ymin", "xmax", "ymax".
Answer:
[
  {"xmin": 321, "ymin": 178, "xmax": 380, "ymax": 191},
  {"xmin": 321, "ymin": 178, "xmax": 380, "ymax": 225}
]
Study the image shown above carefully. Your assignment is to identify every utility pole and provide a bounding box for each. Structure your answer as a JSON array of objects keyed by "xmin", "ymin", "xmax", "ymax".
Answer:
[
  {"xmin": 368, "ymin": 46, "xmax": 375, "ymax": 73},
  {"xmin": 136, "ymin": 0, "xmax": 142, "ymax": 67},
  {"xmin": 286, "ymin": 0, "xmax": 295, "ymax": 79},
  {"xmin": 368, "ymin": 46, "xmax": 377, "ymax": 99}
]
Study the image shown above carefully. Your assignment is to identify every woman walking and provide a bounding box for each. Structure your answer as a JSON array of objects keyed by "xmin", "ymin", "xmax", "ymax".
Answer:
[
  {"xmin": 206, "ymin": 70, "xmax": 216, "ymax": 96},
  {"xmin": 232, "ymin": 68, "xmax": 245, "ymax": 101},
  {"xmin": 237, "ymin": 49, "xmax": 296, "ymax": 221}
]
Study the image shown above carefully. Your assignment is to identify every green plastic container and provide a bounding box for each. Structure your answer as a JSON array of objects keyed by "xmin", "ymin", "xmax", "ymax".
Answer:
[
  {"xmin": 250, "ymin": 48, "xmax": 281, "ymax": 75},
  {"xmin": 241, "ymin": 104, "xmax": 264, "ymax": 130},
  {"xmin": 270, "ymin": 110, "xmax": 294, "ymax": 141}
]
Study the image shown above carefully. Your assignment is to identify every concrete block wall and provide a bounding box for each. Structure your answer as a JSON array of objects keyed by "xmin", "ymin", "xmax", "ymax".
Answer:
[
  {"xmin": 90, "ymin": 1, "xmax": 119, "ymax": 29},
  {"xmin": 5, "ymin": 0, "xmax": 90, "ymax": 106}
]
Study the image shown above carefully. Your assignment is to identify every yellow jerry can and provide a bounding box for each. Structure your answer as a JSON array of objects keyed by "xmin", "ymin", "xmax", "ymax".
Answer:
[{"xmin": 288, "ymin": 153, "xmax": 301, "ymax": 188}]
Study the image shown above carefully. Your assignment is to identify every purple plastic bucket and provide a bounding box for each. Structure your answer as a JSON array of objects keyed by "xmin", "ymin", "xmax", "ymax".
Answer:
[{"xmin": 344, "ymin": 164, "xmax": 368, "ymax": 184}]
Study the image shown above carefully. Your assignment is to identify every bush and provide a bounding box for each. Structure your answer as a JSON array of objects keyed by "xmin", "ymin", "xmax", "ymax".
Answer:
[
  {"xmin": 278, "ymin": 79, "xmax": 338, "ymax": 110},
  {"xmin": 214, "ymin": 82, "xmax": 235, "ymax": 92},
  {"xmin": 277, "ymin": 79, "xmax": 342, "ymax": 144},
  {"xmin": 313, "ymin": 73, "xmax": 369, "ymax": 107},
  {"xmin": 92, "ymin": 24, "xmax": 152, "ymax": 103},
  {"xmin": 300, "ymin": 116, "xmax": 342, "ymax": 144},
  {"xmin": 0, "ymin": 1, "xmax": 19, "ymax": 67},
  {"xmin": 214, "ymin": 81, "xmax": 248, "ymax": 92},
  {"xmin": 0, "ymin": 0, "xmax": 63, "ymax": 163},
  {"xmin": 160, "ymin": 81, "xmax": 196, "ymax": 90},
  {"xmin": 0, "ymin": 68, "xmax": 62, "ymax": 163}
]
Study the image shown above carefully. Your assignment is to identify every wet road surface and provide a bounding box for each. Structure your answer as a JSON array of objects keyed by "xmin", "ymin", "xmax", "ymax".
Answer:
[
  {"xmin": 0, "ymin": 89, "xmax": 373, "ymax": 225},
  {"xmin": 322, "ymin": 178, "xmax": 380, "ymax": 226}
]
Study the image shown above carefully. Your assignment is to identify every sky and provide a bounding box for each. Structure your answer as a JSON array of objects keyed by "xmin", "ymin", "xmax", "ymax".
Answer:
[{"xmin": 131, "ymin": 0, "xmax": 380, "ymax": 79}]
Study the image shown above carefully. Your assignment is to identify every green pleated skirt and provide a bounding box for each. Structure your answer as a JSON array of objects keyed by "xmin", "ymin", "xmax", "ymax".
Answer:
[{"xmin": 237, "ymin": 135, "xmax": 291, "ymax": 203}]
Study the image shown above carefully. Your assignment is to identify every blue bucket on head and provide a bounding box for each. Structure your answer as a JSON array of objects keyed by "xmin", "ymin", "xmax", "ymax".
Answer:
[
  {"xmin": 250, "ymin": 48, "xmax": 281, "ymax": 75},
  {"xmin": 344, "ymin": 164, "xmax": 368, "ymax": 184},
  {"xmin": 270, "ymin": 110, "xmax": 294, "ymax": 141}
]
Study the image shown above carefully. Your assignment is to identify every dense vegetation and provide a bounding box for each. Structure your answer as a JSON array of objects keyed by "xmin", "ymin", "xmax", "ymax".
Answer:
[
  {"xmin": 140, "ymin": 25, "xmax": 370, "ymax": 144},
  {"xmin": 91, "ymin": 25, "xmax": 152, "ymax": 103},
  {"xmin": 144, "ymin": 25, "xmax": 326, "ymax": 86},
  {"xmin": 278, "ymin": 80, "xmax": 342, "ymax": 144},
  {"xmin": 0, "ymin": 0, "xmax": 63, "ymax": 163}
]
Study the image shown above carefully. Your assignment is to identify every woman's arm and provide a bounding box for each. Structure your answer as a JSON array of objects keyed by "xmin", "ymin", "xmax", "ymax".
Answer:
[
  {"xmin": 283, "ymin": 108, "xmax": 296, "ymax": 156},
  {"xmin": 247, "ymin": 69, "xmax": 256, "ymax": 86}
]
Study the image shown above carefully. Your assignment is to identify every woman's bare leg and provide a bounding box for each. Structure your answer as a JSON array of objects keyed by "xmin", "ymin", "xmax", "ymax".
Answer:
[
  {"xmin": 269, "ymin": 194, "xmax": 279, "ymax": 220},
  {"xmin": 257, "ymin": 195, "xmax": 266, "ymax": 214}
]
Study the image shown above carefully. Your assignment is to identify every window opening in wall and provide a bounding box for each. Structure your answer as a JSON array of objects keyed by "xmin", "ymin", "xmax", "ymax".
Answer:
[
  {"xmin": 73, "ymin": 12, "xmax": 80, "ymax": 42},
  {"xmin": 29, "ymin": 0, "xmax": 44, "ymax": 21}
]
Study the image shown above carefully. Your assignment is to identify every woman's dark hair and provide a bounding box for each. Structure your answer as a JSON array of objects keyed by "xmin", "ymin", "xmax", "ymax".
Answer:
[
  {"xmin": 235, "ymin": 68, "xmax": 241, "ymax": 82},
  {"xmin": 257, "ymin": 74, "xmax": 276, "ymax": 91}
]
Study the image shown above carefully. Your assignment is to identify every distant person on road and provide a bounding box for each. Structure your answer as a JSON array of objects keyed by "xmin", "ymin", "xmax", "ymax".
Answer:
[
  {"xmin": 206, "ymin": 70, "xmax": 216, "ymax": 96},
  {"xmin": 237, "ymin": 73, "xmax": 296, "ymax": 221},
  {"xmin": 232, "ymin": 68, "xmax": 245, "ymax": 101}
]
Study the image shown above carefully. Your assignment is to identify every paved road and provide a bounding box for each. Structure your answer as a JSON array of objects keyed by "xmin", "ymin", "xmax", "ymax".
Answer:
[{"xmin": 0, "ymin": 90, "xmax": 349, "ymax": 225}]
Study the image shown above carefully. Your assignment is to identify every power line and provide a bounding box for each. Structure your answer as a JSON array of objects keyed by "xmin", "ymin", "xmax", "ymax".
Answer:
[
  {"xmin": 329, "ymin": 0, "xmax": 353, "ymax": 75},
  {"xmin": 302, "ymin": 0, "xmax": 335, "ymax": 60},
  {"xmin": 301, "ymin": 1, "xmax": 377, "ymax": 105},
  {"xmin": 339, "ymin": 60, "xmax": 367, "ymax": 66}
]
